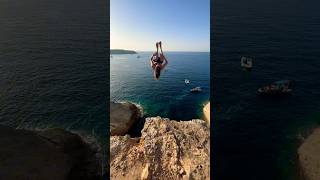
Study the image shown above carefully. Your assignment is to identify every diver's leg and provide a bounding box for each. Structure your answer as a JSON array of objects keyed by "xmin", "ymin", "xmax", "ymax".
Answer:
[
  {"xmin": 159, "ymin": 41, "xmax": 165, "ymax": 63},
  {"xmin": 159, "ymin": 41, "xmax": 163, "ymax": 54},
  {"xmin": 156, "ymin": 42, "xmax": 159, "ymax": 56}
]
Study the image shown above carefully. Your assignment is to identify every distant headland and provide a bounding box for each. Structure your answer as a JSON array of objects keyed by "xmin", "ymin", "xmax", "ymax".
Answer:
[{"xmin": 110, "ymin": 49, "xmax": 137, "ymax": 54}]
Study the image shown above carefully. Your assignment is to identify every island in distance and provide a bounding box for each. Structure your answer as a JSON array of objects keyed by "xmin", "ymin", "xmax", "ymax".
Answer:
[{"xmin": 110, "ymin": 49, "xmax": 137, "ymax": 54}]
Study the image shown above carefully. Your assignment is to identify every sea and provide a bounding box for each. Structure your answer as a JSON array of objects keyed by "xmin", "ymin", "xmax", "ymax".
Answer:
[
  {"xmin": 0, "ymin": 0, "xmax": 108, "ymax": 142},
  {"xmin": 214, "ymin": 0, "xmax": 320, "ymax": 179},
  {"xmin": 110, "ymin": 52, "xmax": 210, "ymax": 121}
]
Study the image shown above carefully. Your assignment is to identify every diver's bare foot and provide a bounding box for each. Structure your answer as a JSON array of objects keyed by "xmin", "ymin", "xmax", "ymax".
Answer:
[{"xmin": 159, "ymin": 41, "xmax": 162, "ymax": 46}]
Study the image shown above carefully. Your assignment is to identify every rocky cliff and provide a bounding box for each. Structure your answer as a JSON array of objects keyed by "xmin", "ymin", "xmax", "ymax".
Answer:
[
  {"xmin": 0, "ymin": 126, "xmax": 103, "ymax": 180},
  {"xmin": 298, "ymin": 128, "xmax": 320, "ymax": 180},
  {"xmin": 203, "ymin": 102, "xmax": 210, "ymax": 125},
  {"xmin": 110, "ymin": 116, "xmax": 210, "ymax": 180}
]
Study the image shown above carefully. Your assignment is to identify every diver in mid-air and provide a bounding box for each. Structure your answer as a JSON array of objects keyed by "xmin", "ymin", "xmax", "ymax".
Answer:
[{"xmin": 150, "ymin": 41, "xmax": 168, "ymax": 80}]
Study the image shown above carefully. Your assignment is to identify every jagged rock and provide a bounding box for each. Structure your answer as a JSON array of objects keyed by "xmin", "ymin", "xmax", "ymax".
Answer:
[
  {"xmin": 298, "ymin": 128, "xmax": 320, "ymax": 180},
  {"xmin": 110, "ymin": 117, "xmax": 210, "ymax": 180},
  {"xmin": 0, "ymin": 126, "xmax": 102, "ymax": 180},
  {"xmin": 203, "ymin": 102, "xmax": 210, "ymax": 126},
  {"xmin": 110, "ymin": 102, "xmax": 142, "ymax": 136}
]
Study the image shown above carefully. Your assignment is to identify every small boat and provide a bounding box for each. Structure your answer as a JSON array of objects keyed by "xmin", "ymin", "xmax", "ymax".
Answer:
[
  {"xmin": 137, "ymin": 55, "xmax": 141, "ymax": 58},
  {"xmin": 190, "ymin": 87, "xmax": 202, "ymax": 92},
  {"xmin": 241, "ymin": 56, "xmax": 253, "ymax": 71},
  {"xmin": 257, "ymin": 80, "xmax": 292, "ymax": 95},
  {"xmin": 185, "ymin": 79, "xmax": 190, "ymax": 84}
]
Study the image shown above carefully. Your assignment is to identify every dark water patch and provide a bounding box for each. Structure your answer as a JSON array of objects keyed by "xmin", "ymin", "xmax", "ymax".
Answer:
[
  {"xmin": 0, "ymin": 0, "xmax": 108, "ymax": 141},
  {"xmin": 214, "ymin": 0, "xmax": 320, "ymax": 179},
  {"xmin": 127, "ymin": 117, "xmax": 146, "ymax": 138}
]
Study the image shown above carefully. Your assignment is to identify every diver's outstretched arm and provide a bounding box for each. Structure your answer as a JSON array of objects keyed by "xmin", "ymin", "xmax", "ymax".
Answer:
[
  {"xmin": 161, "ymin": 55, "xmax": 168, "ymax": 69},
  {"xmin": 150, "ymin": 58, "xmax": 155, "ymax": 68},
  {"xmin": 150, "ymin": 60, "xmax": 155, "ymax": 69}
]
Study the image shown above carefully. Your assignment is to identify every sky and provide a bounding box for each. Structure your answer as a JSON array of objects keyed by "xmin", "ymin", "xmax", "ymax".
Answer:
[{"xmin": 110, "ymin": 0, "xmax": 210, "ymax": 52}]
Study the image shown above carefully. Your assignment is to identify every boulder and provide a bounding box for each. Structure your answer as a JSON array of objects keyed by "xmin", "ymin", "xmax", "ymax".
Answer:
[
  {"xmin": 110, "ymin": 102, "xmax": 142, "ymax": 135},
  {"xmin": 0, "ymin": 126, "xmax": 102, "ymax": 180}
]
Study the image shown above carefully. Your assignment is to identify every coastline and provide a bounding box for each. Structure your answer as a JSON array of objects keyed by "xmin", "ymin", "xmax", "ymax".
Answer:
[
  {"xmin": 298, "ymin": 128, "xmax": 320, "ymax": 180},
  {"xmin": 110, "ymin": 49, "xmax": 137, "ymax": 54}
]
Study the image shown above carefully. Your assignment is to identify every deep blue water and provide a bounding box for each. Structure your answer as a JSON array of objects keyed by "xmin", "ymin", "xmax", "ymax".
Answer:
[
  {"xmin": 111, "ymin": 52, "xmax": 210, "ymax": 120},
  {"xmin": 0, "ymin": 0, "xmax": 108, "ymax": 141},
  {"xmin": 214, "ymin": 0, "xmax": 320, "ymax": 179}
]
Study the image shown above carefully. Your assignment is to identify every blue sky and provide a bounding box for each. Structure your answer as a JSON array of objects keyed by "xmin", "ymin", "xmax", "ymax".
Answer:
[{"xmin": 111, "ymin": 0, "xmax": 210, "ymax": 52}]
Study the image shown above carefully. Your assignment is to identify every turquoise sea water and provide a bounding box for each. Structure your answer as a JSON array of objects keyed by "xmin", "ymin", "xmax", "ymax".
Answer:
[{"xmin": 111, "ymin": 52, "xmax": 210, "ymax": 120}]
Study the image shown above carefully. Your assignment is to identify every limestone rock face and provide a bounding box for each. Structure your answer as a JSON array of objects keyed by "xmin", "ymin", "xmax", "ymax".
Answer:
[
  {"xmin": 298, "ymin": 128, "xmax": 320, "ymax": 180},
  {"xmin": 110, "ymin": 117, "xmax": 210, "ymax": 180},
  {"xmin": 110, "ymin": 102, "xmax": 142, "ymax": 136},
  {"xmin": 0, "ymin": 126, "xmax": 102, "ymax": 180},
  {"xmin": 203, "ymin": 102, "xmax": 210, "ymax": 125}
]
